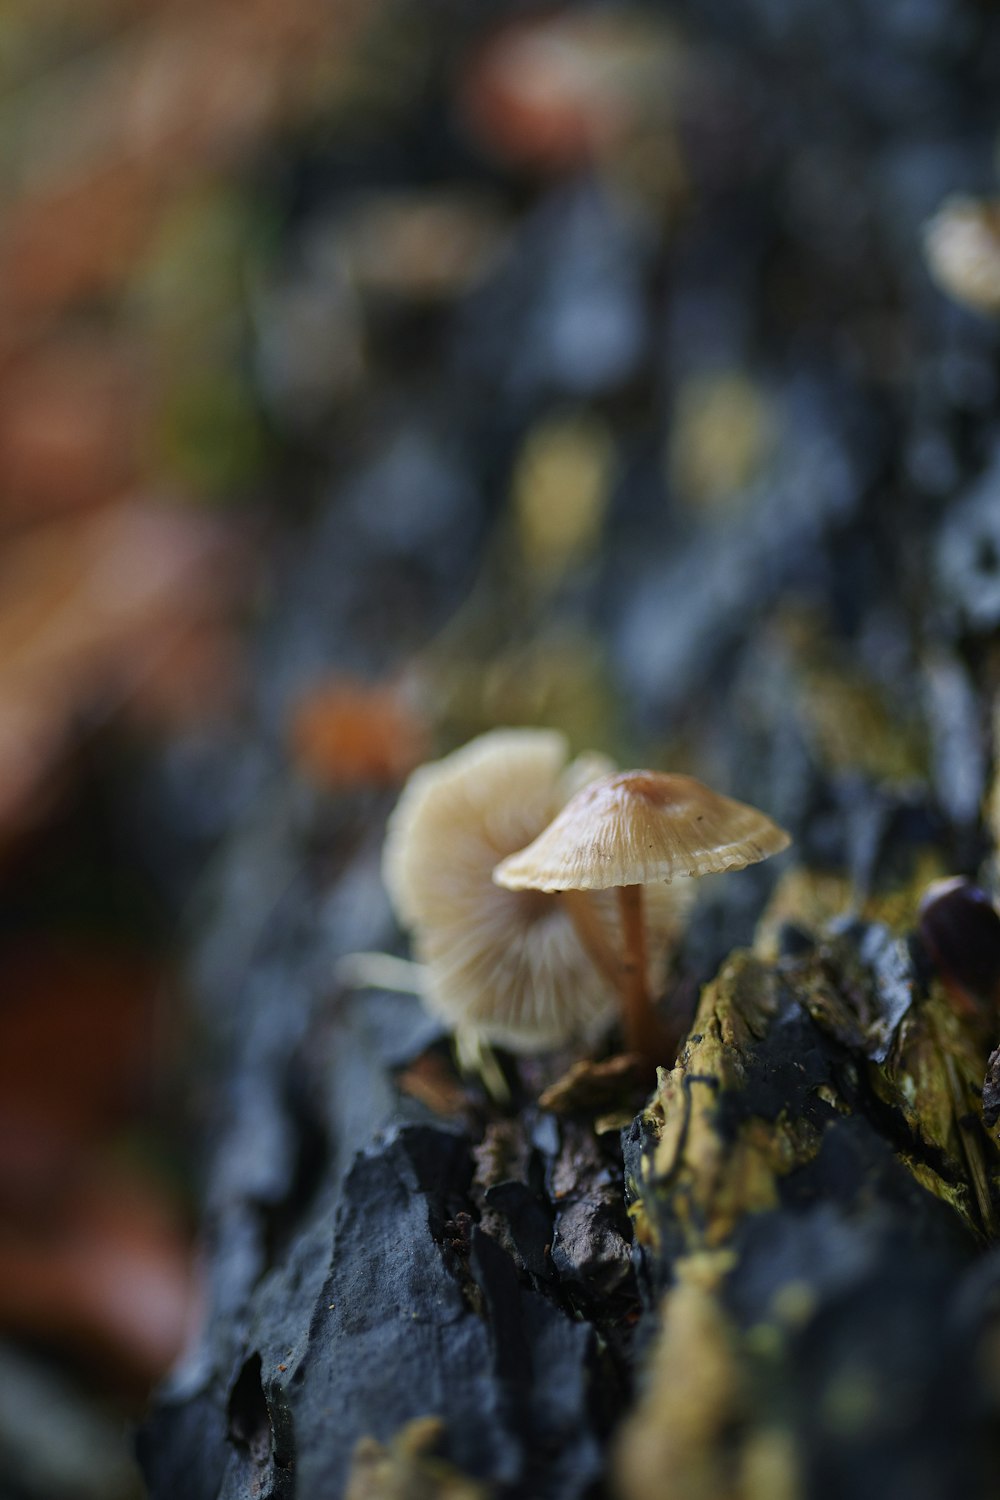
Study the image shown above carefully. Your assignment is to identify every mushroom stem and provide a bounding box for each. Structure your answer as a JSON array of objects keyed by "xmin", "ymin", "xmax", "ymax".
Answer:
[
  {"xmin": 335, "ymin": 952, "xmax": 427, "ymax": 993},
  {"xmin": 617, "ymin": 883, "xmax": 659, "ymax": 1059},
  {"xmin": 560, "ymin": 889, "xmax": 621, "ymax": 988}
]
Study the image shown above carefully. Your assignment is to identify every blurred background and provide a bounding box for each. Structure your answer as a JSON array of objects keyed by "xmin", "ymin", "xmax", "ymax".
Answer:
[{"xmin": 2, "ymin": 0, "xmax": 1000, "ymax": 1495}]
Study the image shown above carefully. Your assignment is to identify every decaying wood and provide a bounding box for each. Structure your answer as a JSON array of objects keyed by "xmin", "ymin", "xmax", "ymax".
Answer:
[{"xmin": 617, "ymin": 867, "xmax": 1000, "ymax": 1500}]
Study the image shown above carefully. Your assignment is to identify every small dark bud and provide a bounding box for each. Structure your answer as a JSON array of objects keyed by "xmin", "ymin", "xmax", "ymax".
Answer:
[
  {"xmin": 983, "ymin": 1047, "xmax": 1000, "ymax": 1129},
  {"xmin": 917, "ymin": 877, "xmax": 1000, "ymax": 1005}
]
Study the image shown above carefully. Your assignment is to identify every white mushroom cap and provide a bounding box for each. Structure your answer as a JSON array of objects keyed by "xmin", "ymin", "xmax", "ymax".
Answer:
[
  {"xmin": 382, "ymin": 731, "xmax": 690, "ymax": 1052},
  {"xmin": 924, "ymin": 196, "xmax": 1000, "ymax": 317},
  {"xmin": 494, "ymin": 769, "xmax": 791, "ymax": 893}
]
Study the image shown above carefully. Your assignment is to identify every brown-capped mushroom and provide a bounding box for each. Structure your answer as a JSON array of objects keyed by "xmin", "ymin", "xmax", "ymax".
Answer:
[
  {"xmin": 494, "ymin": 769, "xmax": 790, "ymax": 1058},
  {"xmin": 382, "ymin": 731, "xmax": 690, "ymax": 1058}
]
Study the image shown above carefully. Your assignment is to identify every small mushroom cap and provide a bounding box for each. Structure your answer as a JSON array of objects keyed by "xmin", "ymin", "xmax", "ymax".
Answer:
[
  {"xmin": 382, "ymin": 731, "xmax": 690, "ymax": 1051},
  {"xmin": 924, "ymin": 196, "xmax": 1000, "ymax": 316},
  {"xmin": 494, "ymin": 769, "xmax": 791, "ymax": 892}
]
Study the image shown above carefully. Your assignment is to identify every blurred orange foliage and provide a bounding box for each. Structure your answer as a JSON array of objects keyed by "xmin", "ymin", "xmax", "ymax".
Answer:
[
  {"xmin": 0, "ymin": 501, "xmax": 245, "ymax": 838},
  {"xmin": 0, "ymin": 0, "xmax": 384, "ymax": 1412},
  {"xmin": 0, "ymin": 0, "xmax": 370, "ymax": 339},
  {"xmin": 0, "ymin": 338, "xmax": 147, "ymax": 519},
  {"xmin": 0, "ymin": 1165, "xmax": 197, "ymax": 1393},
  {"xmin": 0, "ymin": 942, "xmax": 157, "ymax": 1192},
  {"xmin": 0, "ymin": 939, "xmax": 196, "ymax": 1391},
  {"xmin": 289, "ymin": 676, "xmax": 430, "ymax": 789}
]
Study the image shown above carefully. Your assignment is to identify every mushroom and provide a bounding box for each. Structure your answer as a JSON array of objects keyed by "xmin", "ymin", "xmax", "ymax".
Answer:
[
  {"xmin": 382, "ymin": 730, "xmax": 690, "ymax": 1059},
  {"xmin": 923, "ymin": 196, "xmax": 1000, "ymax": 318},
  {"xmin": 494, "ymin": 769, "xmax": 791, "ymax": 1058}
]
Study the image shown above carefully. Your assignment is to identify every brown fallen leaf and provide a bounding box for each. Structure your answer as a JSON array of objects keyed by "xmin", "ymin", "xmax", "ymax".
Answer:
[
  {"xmin": 396, "ymin": 1052, "xmax": 477, "ymax": 1120},
  {"xmin": 538, "ymin": 1052, "xmax": 651, "ymax": 1116}
]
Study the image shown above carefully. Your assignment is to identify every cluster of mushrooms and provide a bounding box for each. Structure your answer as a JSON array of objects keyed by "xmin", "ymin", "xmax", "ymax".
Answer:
[{"xmin": 383, "ymin": 729, "xmax": 790, "ymax": 1069}]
